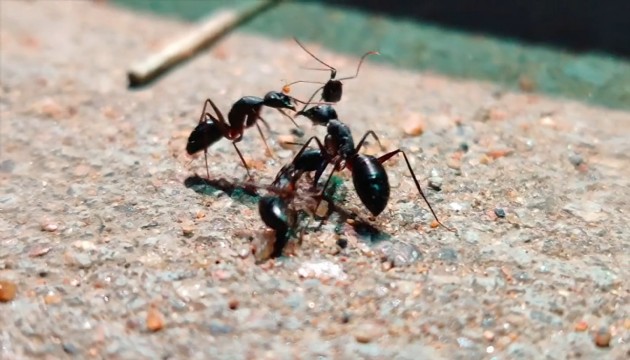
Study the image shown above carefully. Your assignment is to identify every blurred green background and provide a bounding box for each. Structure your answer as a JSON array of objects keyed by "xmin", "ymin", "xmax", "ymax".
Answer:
[{"xmin": 114, "ymin": 0, "xmax": 630, "ymax": 110}]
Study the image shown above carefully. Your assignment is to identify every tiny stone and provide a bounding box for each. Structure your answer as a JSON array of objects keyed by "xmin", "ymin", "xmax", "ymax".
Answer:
[
  {"xmin": 428, "ymin": 176, "xmax": 443, "ymax": 191},
  {"xmin": 146, "ymin": 306, "xmax": 165, "ymax": 332},
  {"xmin": 0, "ymin": 280, "xmax": 17, "ymax": 302},
  {"xmin": 290, "ymin": 127, "xmax": 305, "ymax": 138},
  {"xmin": 483, "ymin": 330, "xmax": 495, "ymax": 342},
  {"xmin": 62, "ymin": 343, "xmax": 78, "ymax": 354},
  {"xmin": 568, "ymin": 153, "xmax": 583, "ymax": 167},
  {"xmin": 341, "ymin": 312, "xmax": 351, "ymax": 324},
  {"xmin": 437, "ymin": 247, "xmax": 458, "ymax": 262},
  {"xmin": 354, "ymin": 323, "xmax": 383, "ymax": 343},
  {"xmin": 459, "ymin": 142, "xmax": 469, "ymax": 152},
  {"xmin": 228, "ymin": 299, "xmax": 239, "ymax": 310},
  {"xmin": 238, "ymin": 246, "xmax": 251, "ymax": 259},
  {"xmin": 41, "ymin": 222, "xmax": 58, "ymax": 232},
  {"xmin": 44, "ymin": 293, "xmax": 62, "ymax": 305},
  {"xmin": 0, "ymin": 159, "xmax": 15, "ymax": 173},
  {"xmin": 402, "ymin": 112, "xmax": 426, "ymax": 137},
  {"xmin": 447, "ymin": 157, "xmax": 461, "ymax": 170},
  {"xmin": 381, "ymin": 261, "xmax": 393, "ymax": 271},
  {"xmin": 574, "ymin": 320, "xmax": 588, "ymax": 332},
  {"xmin": 181, "ymin": 224, "xmax": 194, "ymax": 237},
  {"xmin": 336, "ymin": 238, "xmax": 348, "ymax": 249},
  {"xmin": 594, "ymin": 327, "xmax": 611, "ymax": 348},
  {"xmin": 494, "ymin": 208, "xmax": 506, "ymax": 218}
]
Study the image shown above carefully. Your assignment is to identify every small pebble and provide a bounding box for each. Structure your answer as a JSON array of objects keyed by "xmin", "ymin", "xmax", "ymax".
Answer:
[
  {"xmin": 594, "ymin": 327, "xmax": 611, "ymax": 348},
  {"xmin": 146, "ymin": 306, "xmax": 165, "ymax": 332},
  {"xmin": 381, "ymin": 261, "xmax": 393, "ymax": 271},
  {"xmin": 336, "ymin": 238, "xmax": 348, "ymax": 249},
  {"xmin": 402, "ymin": 113, "xmax": 426, "ymax": 137},
  {"xmin": 297, "ymin": 260, "xmax": 347, "ymax": 281},
  {"xmin": 353, "ymin": 323, "xmax": 383, "ymax": 343},
  {"xmin": 228, "ymin": 299, "xmax": 239, "ymax": 310},
  {"xmin": 62, "ymin": 343, "xmax": 78, "ymax": 355},
  {"xmin": 341, "ymin": 312, "xmax": 351, "ymax": 324},
  {"xmin": 574, "ymin": 320, "xmax": 588, "ymax": 332},
  {"xmin": 494, "ymin": 208, "xmax": 506, "ymax": 218},
  {"xmin": 446, "ymin": 157, "xmax": 461, "ymax": 170},
  {"xmin": 0, "ymin": 159, "xmax": 15, "ymax": 173},
  {"xmin": 181, "ymin": 224, "xmax": 194, "ymax": 237},
  {"xmin": 29, "ymin": 246, "xmax": 51, "ymax": 257},
  {"xmin": 428, "ymin": 176, "xmax": 443, "ymax": 191},
  {"xmin": 483, "ymin": 330, "xmax": 495, "ymax": 342},
  {"xmin": 459, "ymin": 142, "xmax": 469, "ymax": 152},
  {"xmin": 568, "ymin": 153, "xmax": 583, "ymax": 167},
  {"xmin": 44, "ymin": 293, "xmax": 62, "ymax": 305},
  {"xmin": 487, "ymin": 149, "xmax": 513, "ymax": 160},
  {"xmin": 238, "ymin": 246, "xmax": 251, "ymax": 259},
  {"xmin": 290, "ymin": 127, "xmax": 305, "ymax": 138},
  {"xmin": 0, "ymin": 280, "xmax": 17, "ymax": 302},
  {"xmin": 41, "ymin": 222, "xmax": 58, "ymax": 232}
]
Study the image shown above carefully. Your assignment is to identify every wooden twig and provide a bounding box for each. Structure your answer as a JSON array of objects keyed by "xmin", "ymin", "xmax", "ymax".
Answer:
[{"xmin": 127, "ymin": 1, "xmax": 280, "ymax": 88}]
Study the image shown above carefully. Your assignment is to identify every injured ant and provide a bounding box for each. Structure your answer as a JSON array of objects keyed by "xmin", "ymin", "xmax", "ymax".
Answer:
[
  {"xmin": 283, "ymin": 37, "xmax": 379, "ymax": 109},
  {"xmin": 287, "ymin": 119, "xmax": 455, "ymax": 231},
  {"xmin": 186, "ymin": 91, "xmax": 303, "ymax": 178},
  {"xmin": 258, "ymin": 158, "xmax": 319, "ymax": 258}
]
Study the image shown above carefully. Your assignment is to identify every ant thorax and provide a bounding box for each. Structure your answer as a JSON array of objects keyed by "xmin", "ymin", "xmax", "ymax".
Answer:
[{"xmin": 327, "ymin": 120, "xmax": 355, "ymax": 158}]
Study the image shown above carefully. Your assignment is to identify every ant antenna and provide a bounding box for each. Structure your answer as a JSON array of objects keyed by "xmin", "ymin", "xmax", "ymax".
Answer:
[
  {"xmin": 293, "ymin": 37, "xmax": 337, "ymax": 79},
  {"xmin": 337, "ymin": 50, "xmax": 380, "ymax": 81}
]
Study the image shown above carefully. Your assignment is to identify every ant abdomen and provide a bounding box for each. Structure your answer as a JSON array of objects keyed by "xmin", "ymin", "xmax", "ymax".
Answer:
[
  {"xmin": 259, "ymin": 195, "xmax": 290, "ymax": 233},
  {"xmin": 351, "ymin": 154, "xmax": 390, "ymax": 216},
  {"xmin": 186, "ymin": 121, "xmax": 223, "ymax": 155}
]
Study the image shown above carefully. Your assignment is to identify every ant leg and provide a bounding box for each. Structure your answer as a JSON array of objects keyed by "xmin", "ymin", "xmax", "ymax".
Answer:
[
  {"xmin": 199, "ymin": 98, "xmax": 230, "ymax": 135},
  {"xmin": 275, "ymin": 109, "xmax": 300, "ymax": 128},
  {"xmin": 231, "ymin": 141, "xmax": 252, "ymax": 178},
  {"xmin": 255, "ymin": 122, "xmax": 275, "ymax": 158},
  {"xmin": 288, "ymin": 136, "xmax": 326, "ymax": 165},
  {"xmin": 297, "ymin": 86, "xmax": 325, "ymax": 113},
  {"xmin": 312, "ymin": 160, "xmax": 341, "ymax": 221},
  {"xmin": 203, "ymin": 149, "xmax": 210, "ymax": 179},
  {"xmin": 336, "ymin": 50, "xmax": 380, "ymax": 81},
  {"xmin": 378, "ymin": 149, "xmax": 456, "ymax": 232},
  {"xmin": 355, "ymin": 130, "xmax": 385, "ymax": 152},
  {"xmin": 283, "ymin": 79, "xmax": 327, "ymax": 89},
  {"xmin": 257, "ymin": 115, "xmax": 272, "ymax": 133}
]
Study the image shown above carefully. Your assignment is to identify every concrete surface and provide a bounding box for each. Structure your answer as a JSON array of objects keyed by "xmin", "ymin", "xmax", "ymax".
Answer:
[{"xmin": 1, "ymin": 1, "xmax": 629, "ymax": 359}]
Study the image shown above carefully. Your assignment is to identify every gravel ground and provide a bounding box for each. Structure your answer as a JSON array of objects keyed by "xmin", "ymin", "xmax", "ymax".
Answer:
[{"xmin": 1, "ymin": 2, "xmax": 629, "ymax": 359}]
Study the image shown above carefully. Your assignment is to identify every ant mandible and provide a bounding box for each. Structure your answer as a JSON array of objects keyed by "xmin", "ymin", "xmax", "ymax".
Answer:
[
  {"xmin": 283, "ymin": 37, "xmax": 379, "ymax": 109},
  {"xmin": 286, "ymin": 119, "xmax": 455, "ymax": 231},
  {"xmin": 186, "ymin": 91, "xmax": 305, "ymax": 179}
]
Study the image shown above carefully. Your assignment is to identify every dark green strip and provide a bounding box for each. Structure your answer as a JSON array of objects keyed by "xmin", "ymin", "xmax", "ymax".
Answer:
[{"xmin": 115, "ymin": 0, "xmax": 630, "ymax": 110}]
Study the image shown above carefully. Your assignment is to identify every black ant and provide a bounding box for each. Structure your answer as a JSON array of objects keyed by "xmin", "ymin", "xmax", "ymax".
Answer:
[
  {"xmin": 186, "ymin": 91, "xmax": 308, "ymax": 179},
  {"xmin": 285, "ymin": 119, "xmax": 455, "ymax": 231},
  {"xmin": 258, "ymin": 154, "xmax": 324, "ymax": 258},
  {"xmin": 283, "ymin": 37, "xmax": 379, "ymax": 109}
]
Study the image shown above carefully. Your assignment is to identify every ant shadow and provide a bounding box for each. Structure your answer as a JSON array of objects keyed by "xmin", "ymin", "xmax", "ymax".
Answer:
[
  {"xmin": 184, "ymin": 175, "xmax": 392, "ymax": 243},
  {"xmin": 184, "ymin": 175, "xmax": 260, "ymax": 204}
]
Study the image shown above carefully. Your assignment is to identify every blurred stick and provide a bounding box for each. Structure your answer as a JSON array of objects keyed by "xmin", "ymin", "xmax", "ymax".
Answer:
[{"xmin": 127, "ymin": 0, "xmax": 280, "ymax": 88}]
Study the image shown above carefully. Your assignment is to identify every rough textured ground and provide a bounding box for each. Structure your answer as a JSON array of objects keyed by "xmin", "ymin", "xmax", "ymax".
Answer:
[{"xmin": 1, "ymin": 2, "xmax": 628, "ymax": 359}]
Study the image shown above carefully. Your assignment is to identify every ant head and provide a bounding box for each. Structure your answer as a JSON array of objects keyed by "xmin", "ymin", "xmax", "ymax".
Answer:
[
  {"xmin": 263, "ymin": 91, "xmax": 296, "ymax": 111},
  {"xmin": 295, "ymin": 105, "xmax": 338, "ymax": 126}
]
